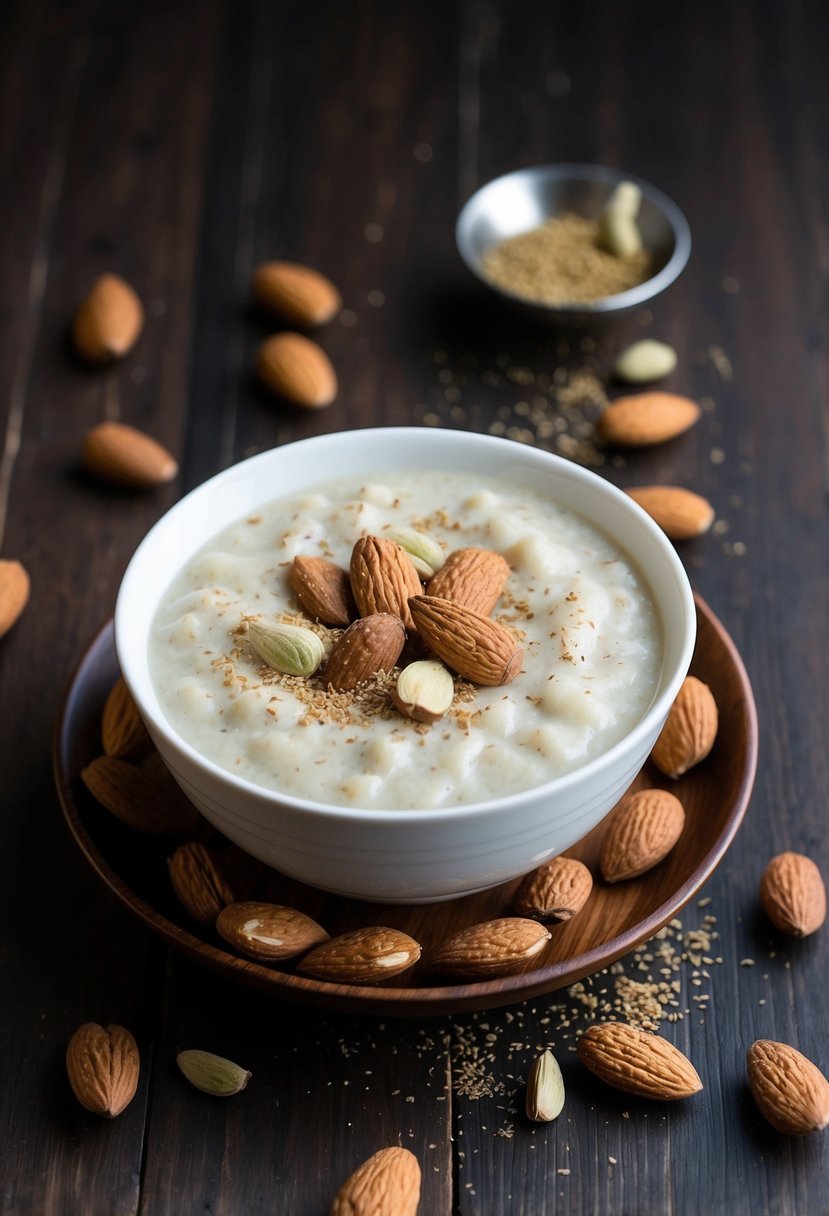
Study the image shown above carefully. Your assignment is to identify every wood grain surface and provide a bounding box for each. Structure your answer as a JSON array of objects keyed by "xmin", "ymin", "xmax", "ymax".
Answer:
[{"xmin": 1, "ymin": 1, "xmax": 828, "ymax": 1214}]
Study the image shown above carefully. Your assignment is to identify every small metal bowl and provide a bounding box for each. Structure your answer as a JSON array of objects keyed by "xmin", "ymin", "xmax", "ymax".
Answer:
[{"xmin": 456, "ymin": 163, "xmax": 691, "ymax": 324}]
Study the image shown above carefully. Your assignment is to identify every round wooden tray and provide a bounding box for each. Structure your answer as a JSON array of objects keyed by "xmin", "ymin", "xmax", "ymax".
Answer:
[{"xmin": 54, "ymin": 595, "xmax": 757, "ymax": 1015}]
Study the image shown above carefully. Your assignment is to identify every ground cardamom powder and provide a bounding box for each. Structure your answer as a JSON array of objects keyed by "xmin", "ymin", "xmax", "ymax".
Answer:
[{"xmin": 482, "ymin": 212, "xmax": 653, "ymax": 305}]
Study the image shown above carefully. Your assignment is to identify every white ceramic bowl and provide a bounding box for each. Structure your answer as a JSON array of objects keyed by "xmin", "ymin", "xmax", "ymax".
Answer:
[{"xmin": 115, "ymin": 428, "xmax": 695, "ymax": 904}]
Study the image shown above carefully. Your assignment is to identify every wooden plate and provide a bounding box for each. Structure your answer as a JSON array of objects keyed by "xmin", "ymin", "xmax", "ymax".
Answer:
[{"xmin": 54, "ymin": 595, "xmax": 757, "ymax": 1015}]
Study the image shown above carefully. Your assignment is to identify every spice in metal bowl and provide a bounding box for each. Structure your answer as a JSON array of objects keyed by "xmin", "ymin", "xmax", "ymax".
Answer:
[{"xmin": 481, "ymin": 212, "xmax": 653, "ymax": 306}]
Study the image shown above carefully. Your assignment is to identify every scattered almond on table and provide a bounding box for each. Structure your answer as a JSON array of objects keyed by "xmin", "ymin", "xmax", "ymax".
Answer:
[
  {"xmin": 256, "ymin": 332, "xmax": 338, "ymax": 407},
  {"xmin": 66, "ymin": 1022, "xmax": 139, "ymax": 1118},
  {"xmin": 73, "ymin": 273, "xmax": 144, "ymax": 363},
  {"xmin": 626, "ymin": 485, "xmax": 715, "ymax": 540},
  {"xmin": 759, "ymin": 852, "xmax": 826, "ymax": 938},
  {"xmin": 82, "ymin": 420, "xmax": 178, "ymax": 489},
  {"xmin": 0, "ymin": 559, "xmax": 30, "ymax": 639},
  {"xmin": 252, "ymin": 260, "xmax": 341, "ymax": 327},
  {"xmin": 597, "ymin": 391, "xmax": 701, "ymax": 447},
  {"xmin": 746, "ymin": 1041, "xmax": 829, "ymax": 1135},
  {"xmin": 330, "ymin": 1147, "xmax": 421, "ymax": 1216},
  {"xmin": 577, "ymin": 1022, "xmax": 702, "ymax": 1100}
]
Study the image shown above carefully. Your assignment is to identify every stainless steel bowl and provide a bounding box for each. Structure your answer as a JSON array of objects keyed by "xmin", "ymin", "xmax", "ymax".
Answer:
[{"xmin": 456, "ymin": 163, "xmax": 691, "ymax": 324}]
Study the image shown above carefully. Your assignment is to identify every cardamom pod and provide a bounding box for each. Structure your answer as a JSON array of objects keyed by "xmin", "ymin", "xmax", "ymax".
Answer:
[
  {"xmin": 526, "ymin": 1049, "xmax": 565, "ymax": 1122},
  {"xmin": 176, "ymin": 1049, "xmax": 251, "ymax": 1097},
  {"xmin": 248, "ymin": 620, "xmax": 324, "ymax": 676},
  {"xmin": 385, "ymin": 528, "xmax": 445, "ymax": 578}
]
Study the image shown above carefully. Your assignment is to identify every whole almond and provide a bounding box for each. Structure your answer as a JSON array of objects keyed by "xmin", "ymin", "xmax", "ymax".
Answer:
[
  {"xmin": 66, "ymin": 1023, "xmax": 139, "ymax": 1118},
  {"xmin": 298, "ymin": 927, "xmax": 421, "ymax": 984},
  {"xmin": 83, "ymin": 421, "xmax": 178, "ymax": 489},
  {"xmin": 351, "ymin": 536, "xmax": 423, "ymax": 631},
  {"xmin": 426, "ymin": 547, "xmax": 510, "ymax": 616},
  {"xmin": 597, "ymin": 392, "xmax": 701, "ymax": 447},
  {"xmin": 429, "ymin": 917, "xmax": 551, "ymax": 979},
  {"xmin": 331, "ymin": 1147, "xmax": 421, "ymax": 1216},
  {"xmin": 577, "ymin": 1023, "xmax": 702, "ymax": 1099},
  {"xmin": 651, "ymin": 675, "xmax": 718, "ymax": 778},
  {"xmin": 73, "ymin": 274, "xmax": 144, "ymax": 363},
  {"xmin": 169, "ymin": 843, "xmax": 235, "ymax": 927},
  {"xmin": 513, "ymin": 856, "xmax": 593, "ymax": 922},
  {"xmin": 217, "ymin": 901, "xmax": 329, "ymax": 962},
  {"xmin": 0, "ymin": 559, "xmax": 30, "ymax": 639},
  {"xmin": 408, "ymin": 595, "xmax": 523, "ymax": 687},
  {"xmin": 759, "ymin": 852, "xmax": 826, "ymax": 938},
  {"xmin": 600, "ymin": 788, "xmax": 686, "ymax": 883},
  {"xmin": 626, "ymin": 486, "xmax": 715, "ymax": 540},
  {"xmin": 747, "ymin": 1040, "xmax": 829, "ymax": 1135},
  {"xmin": 81, "ymin": 755, "xmax": 200, "ymax": 836},
  {"xmin": 102, "ymin": 676, "xmax": 152, "ymax": 759},
  {"xmin": 252, "ymin": 260, "xmax": 341, "ymax": 327},
  {"xmin": 256, "ymin": 332, "xmax": 337, "ymax": 408},
  {"xmin": 325, "ymin": 613, "xmax": 405, "ymax": 692},
  {"xmin": 291, "ymin": 556, "xmax": 355, "ymax": 627}
]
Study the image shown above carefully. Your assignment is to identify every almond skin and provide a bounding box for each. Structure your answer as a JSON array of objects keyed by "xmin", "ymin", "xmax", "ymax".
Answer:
[
  {"xmin": 651, "ymin": 675, "xmax": 719, "ymax": 778},
  {"xmin": 217, "ymin": 901, "xmax": 329, "ymax": 962},
  {"xmin": 73, "ymin": 274, "xmax": 144, "ymax": 363},
  {"xmin": 81, "ymin": 755, "xmax": 201, "ymax": 836},
  {"xmin": 409, "ymin": 595, "xmax": 523, "ymax": 687},
  {"xmin": 759, "ymin": 852, "xmax": 826, "ymax": 938},
  {"xmin": 626, "ymin": 486, "xmax": 715, "ymax": 540},
  {"xmin": 600, "ymin": 788, "xmax": 686, "ymax": 883},
  {"xmin": 351, "ymin": 536, "xmax": 423, "ymax": 631},
  {"xmin": 169, "ymin": 843, "xmax": 235, "ymax": 927},
  {"xmin": 291, "ymin": 556, "xmax": 355, "ymax": 627},
  {"xmin": 331, "ymin": 1147, "xmax": 421, "ymax": 1216},
  {"xmin": 0, "ymin": 559, "xmax": 30, "ymax": 639},
  {"xmin": 83, "ymin": 421, "xmax": 178, "ymax": 489},
  {"xmin": 577, "ymin": 1023, "xmax": 702, "ymax": 1099},
  {"xmin": 66, "ymin": 1023, "xmax": 139, "ymax": 1118},
  {"xmin": 747, "ymin": 1040, "xmax": 829, "ymax": 1135},
  {"xmin": 256, "ymin": 332, "xmax": 337, "ymax": 408},
  {"xmin": 252, "ymin": 261, "xmax": 341, "ymax": 327},
  {"xmin": 101, "ymin": 676, "xmax": 153, "ymax": 759},
  {"xmin": 513, "ymin": 856, "xmax": 593, "ymax": 922},
  {"xmin": 324, "ymin": 613, "xmax": 405, "ymax": 692},
  {"xmin": 426, "ymin": 547, "xmax": 510, "ymax": 616},
  {"xmin": 297, "ymin": 927, "xmax": 421, "ymax": 984},
  {"xmin": 597, "ymin": 392, "xmax": 701, "ymax": 447},
  {"xmin": 429, "ymin": 917, "xmax": 551, "ymax": 980}
]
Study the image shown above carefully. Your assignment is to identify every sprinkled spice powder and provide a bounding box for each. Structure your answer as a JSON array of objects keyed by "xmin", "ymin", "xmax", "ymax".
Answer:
[{"xmin": 482, "ymin": 213, "xmax": 654, "ymax": 306}]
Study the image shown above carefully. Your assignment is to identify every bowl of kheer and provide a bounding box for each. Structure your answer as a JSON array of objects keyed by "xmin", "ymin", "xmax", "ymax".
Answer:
[{"xmin": 115, "ymin": 427, "xmax": 695, "ymax": 903}]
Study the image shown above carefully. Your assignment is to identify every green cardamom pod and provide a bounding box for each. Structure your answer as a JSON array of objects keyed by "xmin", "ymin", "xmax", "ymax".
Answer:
[
  {"xmin": 176, "ymin": 1049, "xmax": 251, "ymax": 1097},
  {"xmin": 386, "ymin": 528, "xmax": 445, "ymax": 578},
  {"xmin": 526, "ymin": 1049, "xmax": 565, "ymax": 1122},
  {"xmin": 248, "ymin": 620, "xmax": 324, "ymax": 676}
]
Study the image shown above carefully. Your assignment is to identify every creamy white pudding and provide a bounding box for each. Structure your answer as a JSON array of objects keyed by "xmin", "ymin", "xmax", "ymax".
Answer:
[{"xmin": 148, "ymin": 471, "xmax": 662, "ymax": 810}]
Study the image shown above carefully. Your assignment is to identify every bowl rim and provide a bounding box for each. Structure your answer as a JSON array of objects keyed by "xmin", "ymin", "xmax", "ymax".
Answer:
[
  {"xmin": 115, "ymin": 426, "xmax": 696, "ymax": 824},
  {"xmin": 455, "ymin": 162, "xmax": 692, "ymax": 314}
]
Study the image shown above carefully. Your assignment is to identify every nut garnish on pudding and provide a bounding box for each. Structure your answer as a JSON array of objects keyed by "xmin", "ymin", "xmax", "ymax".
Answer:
[{"xmin": 149, "ymin": 471, "xmax": 661, "ymax": 809}]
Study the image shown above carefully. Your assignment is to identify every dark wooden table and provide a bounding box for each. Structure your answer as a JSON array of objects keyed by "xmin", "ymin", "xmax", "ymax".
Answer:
[{"xmin": 3, "ymin": 2, "xmax": 829, "ymax": 1212}]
